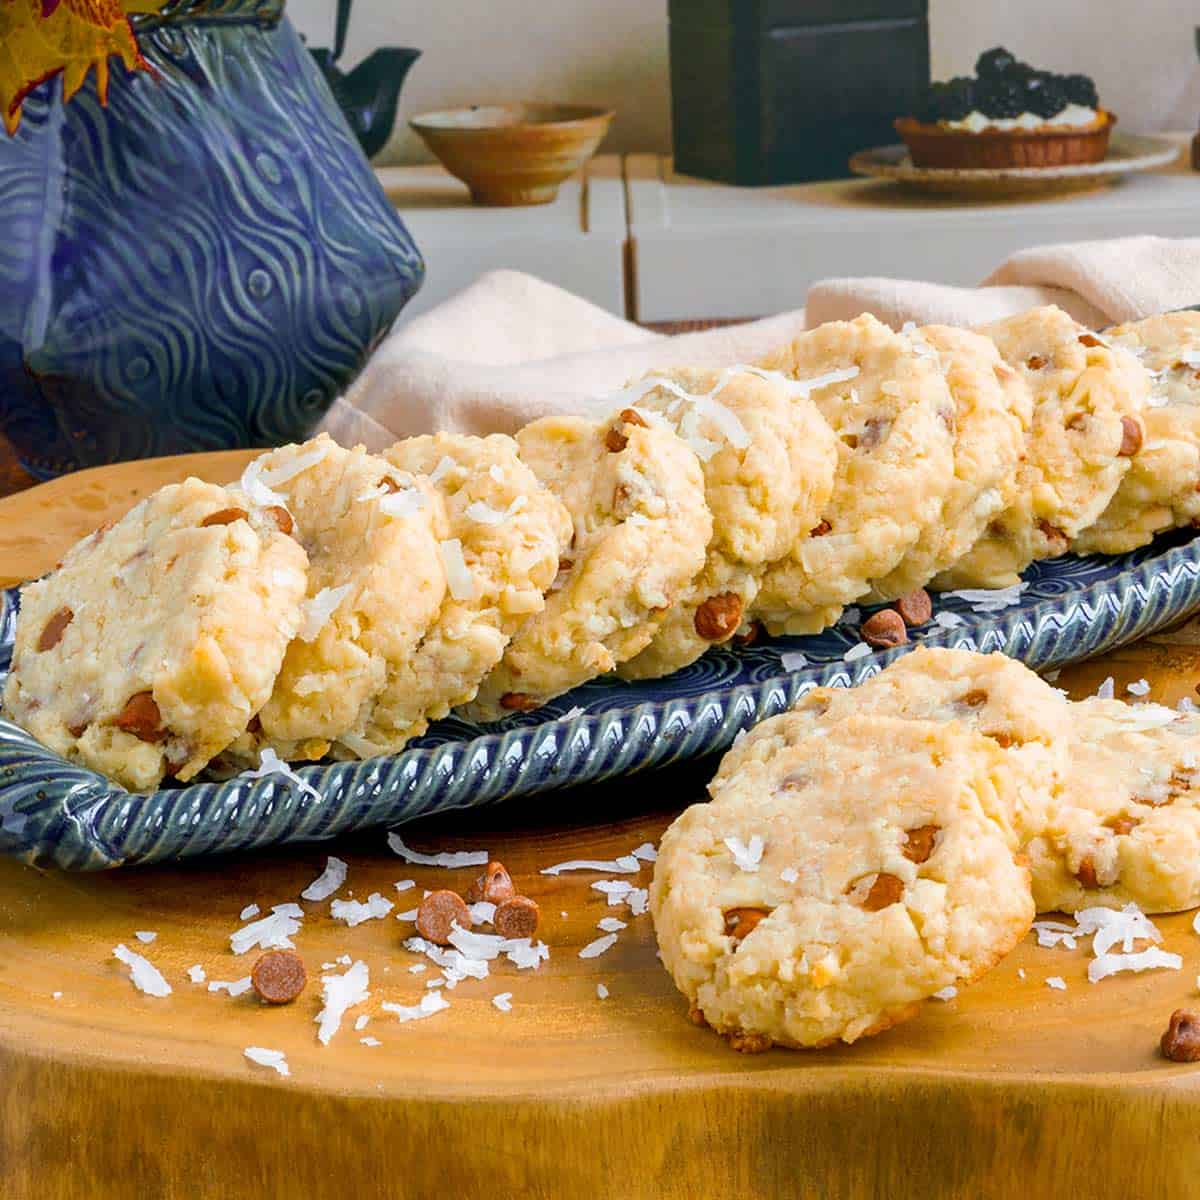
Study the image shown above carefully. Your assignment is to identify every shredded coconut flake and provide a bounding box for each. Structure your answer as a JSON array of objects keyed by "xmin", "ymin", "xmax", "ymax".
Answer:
[
  {"xmin": 1089, "ymin": 947, "xmax": 1181, "ymax": 983},
  {"xmin": 540, "ymin": 855, "xmax": 640, "ymax": 876},
  {"xmin": 331, "ymin": 892, "xmax": 394, "ymax": 927},
  {"xmin": 597, "ymin": 917, "xmax": 627, "ymax": 933},
  {"xmin": 596, "ymin": 983, "xmax": 610, "ymax": 1000},
  {"xmin": 724, "ymin": 834, "xmax": 764, "ymax": 872},
  {"xmin": 134, "ymin": 930, "xmax": 157, "ymax": 944},
  {"xmin": 933, "ymin": 611, "xmax": 965, "ymax": 629},
  {"xmin": 579, "ymin": 933, "xmax": 618, "ymax": 959},
  {"xmin": 387, "ymin": 833, "xmax": 488, "ymax": 869},
  {"xmin": 395, "ymin": 879, "xmax": 415, "ymax": 893},
  {"xmin": 492, "ymin": 992, "xmax": 513, "ymax": 1012},
  {"xmin": 946, "ymin": 584, "xmax": 1026, "ymax": 612},
  {"xmin": 239, "ymin": 904, "xmax": 260, "ymax": 921},
  {"xmin": 428, "ymin": 455, "xmax": 456, "ymax": 483},
  {"xmin": 208, "ymin": 976, "xmax": 253, "ymax": 997},
  {"xmin": 631, "ymin": 842, "xmax": 657, "ymax": 862},
  {"xmin": 1096, "ymin": 676, "xmax": 1115, "ymax": 699},
  {"xmin": 301, "ymin": 856, "xmax": 348, "ymax": 902},
  {"xmin": 187, "ymin": 965, "xmax": 206, "ymax": 984},
  {"xmin": 354, "ymin": 1014, "xmax": 370, "ymax": 1031},
  {"xmin": 299, "ymin": 584, "xmax": 352, "ymax": 642},
  {"xmin": 465, "ymin": 496, "xmax": 528, "ymax": 526},
  {"xmin": 1126, "ymin": 678, "xmax": 1151, "ymax": 696},
  {"xmin": 231, "ymin": 903, "xmax": 303, "ymax": 955},
  {"xmin": 780, "ymin": 866, "xmax": 800, "ymax": 884},
  {"xmin": 844, "ymin": 642, "xmax": 872, "ymax": 662},
  {"xmin": 244, "ymin": 1046, "xmax": 290, "ymax": 1077},
  {"xmin": 113, "ymin": 944, "xmax": 172, "ymax": 997},
  {"xmin": 780, "ymin": 651, "xmax": 809, "ymax": 672},
  {"xmin": 241, "ymin": 748, "xmax": 322, "ymax": 802},
  {"xmin": 1045, "ymin": 976, "xmax": 1067, "ymax": 991},
  {"xmin": 315, "ymin": 960, "xmax": 369, "ymax": 1045},
  {"xmin": 360, "ymin": 1036, "xmax": 382, "ymax": 1047},
  {"xmin": 469, "ymin": 901, "xmax": 497, "ymax": 926},
  {"xmin": 438, "ymin": 538, "xmax": 477, "ymax": 601},
  {"xmin": 381, "ymin": 991, "xmax": 450, "ymax": 1023},
  {"xmin": 378, "ymin": 488, "xmax": 426, "ymax": 518},
  {"xmin": 932, "ymin": 986, "xmax": 957, "ymax": 1001}
]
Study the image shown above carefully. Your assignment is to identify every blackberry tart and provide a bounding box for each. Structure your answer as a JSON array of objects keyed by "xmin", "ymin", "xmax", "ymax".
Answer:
[{"xmin": 896, "ymin": 49, "xmax": 1114, "ymax": 169}]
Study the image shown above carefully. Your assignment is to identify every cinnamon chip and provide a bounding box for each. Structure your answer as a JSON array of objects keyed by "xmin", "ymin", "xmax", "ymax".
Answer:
[
  {"xmin": 1107, "ymin": 815, "xmax": 1141, "ymax": 837},
  {"xmin": 1119, "ymin": 417, "xmax": 1143, "ymax": 457},
  {"xmin": 619, "ymin": 407, "xmax": 648, "ymax": 428},
  {"xmin": 732, "ymin": 621, "xmax": 762, "ymax": 648},
  {"xmin": 493, "ymin": 895, "xmax": 540, "ymax": 939},
  {"xmin": 894, "ymin": 589, "xmax": 932, "ymax": 627},
  {"xmin": 200, "ymin": 507, "xmax": 248, "ymax": 527},
  {"xmin": 1074, "ymin": 856, "xmax": 1100, "ymax": 890},
  {"xmin": 693, "ymin": 593, "xmax": 743, "ymax": 642},
  {"xmin": 1025, "ymin": 354, "xmax": 1048, "ymax": 370},
  {"xmin": 114, "ymin": 692, "xmax": 166, "ymax": 743},
  {"xmin": 728, "ymin": 1030, "xmax": 772, "ymax": 1054},
  {"xmin": 1161, "ymin": 1009, "xmax": 1200, "ymax": 1062},
  {"xmin": 465, "ymin": 861, "xmax": 516, "ymax": 905},
  {"xmin": 723, "ymin": 907, "xmax": 769, "ymax": 942},
  {"xmin": 1035, "ymin": 519, "xmax": 1068, "ymax": 555},
  {"xmin": 961, "ymin": 689, "xmax": 987, "ymax": 707},
  {"xmin": 266, "ymin": 505, "xmax": 294, "ymax": 535},
  {"xmin": 902, "ymin": 825, "xmax": 940, "ymax": 864},
  {"xmin": 499, "ymin": 692, "xmax": 538, "ymax": 712},
  {"xmin": 1078, "ymin": 332, "xmax": 1104, "ymax": 348},
  {"xmin": 37, "ymin": 607, "xmax": 73, "ymax": 652},
  {"xmin": 251, "ymin": 949, "xmax": 307, "ymax": 1005},
  {"xmin": 851, "ymin": 872, "xmax": 904, "ymax": 912},
  {"xmin": 860, "ymin": 609, "xmax": 907, "ymax": 649},
  {"xmin": 810, "ymin": 520, "xmax": 832, "ymax": 537},
  {"xmin": 415, "ymin": 890, "xmax": 472, "ymax": 945}
]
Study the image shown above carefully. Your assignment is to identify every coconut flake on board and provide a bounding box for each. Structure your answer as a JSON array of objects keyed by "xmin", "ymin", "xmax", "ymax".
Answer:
[
  {"xmin": 492, "ymin": 992, "xmax": 513, "ymax": 1013},
  {"xmin": 540, "ymin": 855, "xmax": 640, "ymax": 876},
  {"xmin": 208, "ymin": 976, "xmax": 253, "ymax": 997},
  {"xmin": 230, "ymin": 903, "xmax": 304, "ymax": 955},
  {"xmin": 244, "ymin": 1047, "xmax": 290, "ymax": 1078},
  {"xmin": 579, "ymin": 934, "xmax": 618, "ymax": 960},
  {"xmin": 382, "ymin": 991, "xmax": 451, "ymax": 1024},
  {"xmin": 301, "ymin": 856, "xmax": 348, "ymax": 903},
  {"xmin": 134, "ymin": 931, "xmax": 157, "ymax": 944},
  {"xmin": 239, "ymin": 904, "xmax": 260, "ymax": 921},
  {"xmin": 112, "ymin": 944, "xmax": 172, "ymax": 998},
  {"xmin": 315, "ymin": 960, "xmax": 370, "ymax": 1045},
  {"xmin": 331, "ymin": 893, "xmax": 394, "ymax": 927},
  {"xmin": 387, "ymin": 833, "xmax": 488, "ymax": 869},
  {"xmin": 240, "ymin": 749, "xmax": 322, "ymax": 803}
]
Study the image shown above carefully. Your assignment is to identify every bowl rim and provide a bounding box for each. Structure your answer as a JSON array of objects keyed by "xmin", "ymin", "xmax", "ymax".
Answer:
[{"xmin": 409, "ymin": 102, "xmax": 615, "ymax": 135}]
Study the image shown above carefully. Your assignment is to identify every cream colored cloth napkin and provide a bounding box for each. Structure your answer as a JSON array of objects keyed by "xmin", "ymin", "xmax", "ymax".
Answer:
[{"xmin": 320, "ymin": 237, "xmax": 1200, "ymax": 450}]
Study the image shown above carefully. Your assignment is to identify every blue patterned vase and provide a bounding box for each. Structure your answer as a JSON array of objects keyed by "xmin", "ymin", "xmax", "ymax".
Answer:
[{"xmin": 0, "ymin": 0, "xmax": 423, "ymax": 478}]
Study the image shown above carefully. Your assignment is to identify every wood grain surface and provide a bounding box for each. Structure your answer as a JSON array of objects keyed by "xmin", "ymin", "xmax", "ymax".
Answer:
[{"xmin": 3, "ymin": 452, "xmax": 1200, "ymax": 1200}]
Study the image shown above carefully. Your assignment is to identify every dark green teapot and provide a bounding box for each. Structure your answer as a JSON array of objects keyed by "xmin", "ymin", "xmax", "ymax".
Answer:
[{"xmin": 308, "ymin": 0, "xmax": 420, "ymax": 159}]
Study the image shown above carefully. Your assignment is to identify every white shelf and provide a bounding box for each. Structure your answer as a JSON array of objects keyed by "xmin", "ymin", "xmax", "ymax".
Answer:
[
  {"xmin": 376, "ymin": 155, "xmax": 627, "ymax": 320},
  {"xmin": 625, "ymin": 138, "xmax": 1199, "ymax": 321}
]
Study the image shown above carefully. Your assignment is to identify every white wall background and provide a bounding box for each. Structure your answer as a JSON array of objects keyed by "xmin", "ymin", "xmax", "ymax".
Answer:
[{"xmin": 287, "ymin": 0, "xmax": 1200, "ymax": 165}]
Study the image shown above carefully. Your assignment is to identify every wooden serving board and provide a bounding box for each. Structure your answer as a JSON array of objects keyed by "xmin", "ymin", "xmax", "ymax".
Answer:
[{"xmin": 4, "ymin": 454, "xmax": 1200, "ymax": 1200}]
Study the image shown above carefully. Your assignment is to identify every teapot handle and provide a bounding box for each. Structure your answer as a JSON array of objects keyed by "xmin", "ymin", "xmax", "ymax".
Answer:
[{"xmin": 333, "ymin": 0, "xmax": 352, "ymax": 62}]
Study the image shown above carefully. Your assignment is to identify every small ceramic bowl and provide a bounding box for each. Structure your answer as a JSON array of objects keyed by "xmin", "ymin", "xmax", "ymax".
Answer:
[{"xmin": 410, "ymin": 102, "xmax": 614, "ymax": 206}]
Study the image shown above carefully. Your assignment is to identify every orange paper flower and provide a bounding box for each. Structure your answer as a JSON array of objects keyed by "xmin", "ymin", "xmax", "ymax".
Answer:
[{"xmin": 0, "ymin": 0, "xmax": 151, "ymax": 134}]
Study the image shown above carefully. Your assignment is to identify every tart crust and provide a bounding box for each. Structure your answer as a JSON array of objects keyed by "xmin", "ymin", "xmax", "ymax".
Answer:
[{"xmin": 895, "ymin": 110, "xmax": 1115, "ymax": 170}]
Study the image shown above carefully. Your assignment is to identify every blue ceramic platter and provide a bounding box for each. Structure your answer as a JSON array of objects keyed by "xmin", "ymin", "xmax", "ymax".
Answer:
[{"xmin": 2, "ymin": 533, "xmax": 1199, "ymax": 870}]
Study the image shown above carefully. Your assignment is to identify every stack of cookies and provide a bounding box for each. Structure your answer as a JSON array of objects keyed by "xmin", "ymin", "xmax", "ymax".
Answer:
[
  {"xmin": 5, "ymin": 306, "xmax": 1200, "ymax": 791},
  {"xmin": 652, "ymin": 646, "xmax": 1200, "ymax": 1052}
]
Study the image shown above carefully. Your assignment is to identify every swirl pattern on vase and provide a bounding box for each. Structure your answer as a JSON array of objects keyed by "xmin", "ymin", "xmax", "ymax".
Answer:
[{"xmin": 0, "ymin": 2, "xmax": 423, "ymax": 476}]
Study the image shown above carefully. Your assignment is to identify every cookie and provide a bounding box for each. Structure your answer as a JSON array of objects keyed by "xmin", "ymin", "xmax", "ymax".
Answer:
[
  {"xmin": 234, "ymin": 434, "xmax": 449, "ymax": 761},
  {"xmin": 358, "ymin": 433, "xmax": 573, "ymax": 745},
  {"xmin": 652, "ymin": 715, "xmax": 1034, "ymax": 1050},
  {"xmin": 1026, "ymin": 698, "xmax": 1200, "ymax": 914},
  {"xmin": 465, "ymin": 412, "xmax": 711, "ymax": 718},
  {"xmin": 866, "ymin": 325, "xmax": 1031, "ymax": 601},
  {"xmin": 712, "ymin": 647, "xmax": 1068, "ymax": 846},
  {"xmin": 616, "ymin": 367, "xmax": 836, "ymax": 680},
  {"xmin": 934, "ymin": 307, "xmax": 1150, "ymax": 590},
  {"xmin": 1075, "ymin": 311, "xmax": 1200, "ymax": 554},
  {"xmin": 3, "ymin": 478, "xmax": 308, "ymax": 790},
  {"xmin": 751, "ymin": 314, "xmax": 957, "ymax": 635}
]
